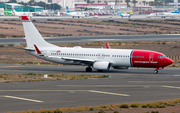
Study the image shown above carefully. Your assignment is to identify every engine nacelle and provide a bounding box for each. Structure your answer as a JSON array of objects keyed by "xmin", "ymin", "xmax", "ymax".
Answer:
[
  {"xmin": 93, "ymin": 61, "xmax": 111, "ymax": 70},
  {"xmin": 113, "ymin": 66, "xmax": 129, "ymax": 69}
]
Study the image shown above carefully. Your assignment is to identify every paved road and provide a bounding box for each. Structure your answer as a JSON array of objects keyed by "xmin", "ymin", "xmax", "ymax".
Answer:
[
  {"xmin": 0, "ymin": 64, "xmax": 180, "ymax": 112},
  {"xmin": 1, "ymin": 34, "xmax": 180, "ymax": 46}
]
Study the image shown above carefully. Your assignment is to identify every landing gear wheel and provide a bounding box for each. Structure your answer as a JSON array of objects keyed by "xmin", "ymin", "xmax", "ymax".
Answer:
[
  {"xmin": 154, "ymin": 70, "xmax": 158, "ymax": 74},
  {"xmin": 72, "ymin": 16, "xmax": 74, "ymax": 18},
  {"xmin": 86, "ymin": 67, "xmax": 92, "ymax": 72},
  {"xmin": 98, "ymin": 70, "xmax": 103, "ymax": 72},
  {"xmin": 78, "ymin": 16, "xmax": 80, "ymax": 18}
]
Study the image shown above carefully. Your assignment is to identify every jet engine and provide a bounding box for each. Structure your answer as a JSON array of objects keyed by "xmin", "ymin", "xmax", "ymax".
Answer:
[
  {"xmin": 113, "ymin": 66, "xmax": 129, "ymax": 69},
  {"xmin": 93, "ymin": 61, "xmax": 111, "ymax": 70}
]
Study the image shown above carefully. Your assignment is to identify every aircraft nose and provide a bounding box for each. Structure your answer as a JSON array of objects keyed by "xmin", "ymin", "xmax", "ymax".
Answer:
[{"xmin": 166, "ymin": 58, "xmax": 173, "ymax": 65}]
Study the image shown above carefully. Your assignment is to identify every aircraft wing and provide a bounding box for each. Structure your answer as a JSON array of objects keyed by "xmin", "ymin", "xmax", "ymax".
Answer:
[
  {"xmin": 62, "ymin": 57, "xmax": 95, "ymax": 62},
  {"xmin": 14, "ymin": 47, "xmax": 35, "ymax": 51}
]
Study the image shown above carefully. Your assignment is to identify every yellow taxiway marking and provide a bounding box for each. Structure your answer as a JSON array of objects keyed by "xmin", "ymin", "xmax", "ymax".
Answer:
[
  {"xmin": 161, "ymin": 85, "xmax": 180, "ymax": 89},
  {"xmin": 89, "ymin": 90, "xmax": 130, "ymax": 96},
  {"xmin": 3, "ymin": 95, "xmax": 43, "ymax": 103},
  {"xmin": 0, "ymin": 90, "xmax": 130, "ymax": 97}
]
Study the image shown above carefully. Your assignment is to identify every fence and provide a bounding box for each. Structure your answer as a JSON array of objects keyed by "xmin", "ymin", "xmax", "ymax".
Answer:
[{"xmin": 168, "ymin": 56, "xmax": 180, "ymax": 61}]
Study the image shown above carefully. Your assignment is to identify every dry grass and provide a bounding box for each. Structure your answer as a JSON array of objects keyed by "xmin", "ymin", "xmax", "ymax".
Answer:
[
  {"xmin": 0, "ymin": 73, "xmax": 109, "ymax": 83},
  {"xmin": 2, "ymin": 19, "xmax": 180, "ymax": 38},
  {"xmin": 6, "ymin": 98, "xmax": 180, "ymax": 113}
]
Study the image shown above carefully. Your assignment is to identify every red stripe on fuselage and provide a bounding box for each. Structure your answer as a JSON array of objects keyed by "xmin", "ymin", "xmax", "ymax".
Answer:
[{"xmin": 131, "ymin": 50, "xmax": 172, "ymax": 68}]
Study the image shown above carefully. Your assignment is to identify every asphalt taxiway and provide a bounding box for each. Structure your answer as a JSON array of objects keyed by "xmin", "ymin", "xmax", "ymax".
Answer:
[
  {"xmin": 0, "ymin": 64, "xmax": 180, "ymax": 112},
  {"xmin": 1, "ymin": 15, "xmax": 180, "ymax": 21},
  {"xmin": 1, "ymin": 34, "xmax": 180, "ymax": 46}
]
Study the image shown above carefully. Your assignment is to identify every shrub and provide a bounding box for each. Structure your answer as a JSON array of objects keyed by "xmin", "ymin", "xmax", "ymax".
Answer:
[
  {"xmin": 48, "ymin": 74, "xmax": 54, "ymax": 77},
  {"xmin": 98, "ymin": 109, "xmax": 105, "ymax": 113},
  {"xmin": 119, "ymin": 104, "xmax": 129, "ymax": 108},
  {"xmin": 25, "ymin": 72, "xmax": 37, "ymax": 75},
  {"xmin": 130, "ymin": 103, "xmax": 139, "ymax": 108},
  {"xmin": 8, "ymin": 44, "xmax": 14, "ymax": 47},
  {"xmin": 147, "ymin": 103, "xmax": 157, "ymax": 108},
  {"xmin": 142, "ymin": 104, "xmax": 148, "ymax": 108},
  {"xmin": 89, "ymin": 107, "xmax": 94, "ymax": 111},
  {"xmin": 151, "ymin": 111, "xmax": 159, "ymax": 113},
  {"xmin": 0, "ymin": 34, "xmax": 6, "ymax": 38},
  {"xmin": 114, "ymin": 111, "xmax": 119, "ymax": 113},
  {"xmin": 0, "ymin": 45, "xmax": 5, "ymax": 47}
]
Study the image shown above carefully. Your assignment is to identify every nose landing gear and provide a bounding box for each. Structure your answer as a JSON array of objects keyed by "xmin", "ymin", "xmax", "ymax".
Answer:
[
  {"xmin": 154, "ymin": 70, "xmax": 158, "ymax": 74},
  {"xmin": 154, "ymin": 67, "xmax": 163, "ymax": 74}
]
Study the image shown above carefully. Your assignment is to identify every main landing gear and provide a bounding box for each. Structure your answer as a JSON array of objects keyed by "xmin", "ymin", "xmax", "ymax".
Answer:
[{"xmin": 86, "ymin": 66, "xmax": 92, "ymax": 72}]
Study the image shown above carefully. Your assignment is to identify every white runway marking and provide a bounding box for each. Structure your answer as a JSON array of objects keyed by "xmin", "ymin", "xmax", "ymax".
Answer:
[
  {"xmin": 57, "ymin": 85, "xmax": 159, "ymax": 87},
  {"xmin": 89, "ymin": 90, "xmax": 130, "ymax": 96},
  {"xmin": 0, "ymin": 90, "xmax": 130, "ymax": 97},
  {"xmin": 162, "ymin": 85, "xmax": 180, "ymax": 89},
  {"xmin": 173, "ymin": 75, "xmax": 180, "ymax": 76},
  {"xmin": 129, "ymin": 81, "xmax": 180, "ymax": 83},
  {"xmin": 3, "ymin": 95, "xmax": 43, "ymax": 103}
]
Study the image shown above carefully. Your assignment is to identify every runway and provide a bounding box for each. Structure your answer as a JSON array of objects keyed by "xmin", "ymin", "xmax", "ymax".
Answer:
[
  {"xmin": 0, "ymin": 64, "xmax": 180, "ymax": 112},
  {"xmin": 1, "ymin": 34, "xmax": 180, "ymax": 46}
]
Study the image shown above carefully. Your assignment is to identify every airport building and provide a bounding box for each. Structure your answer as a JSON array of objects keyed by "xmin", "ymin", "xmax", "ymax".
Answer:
[
  {"xmin": 0, "ymin": 3, "xmax": 43, "ymax": 15},
  {"xmin": 75, "ymin": 0, "xmax": 154, "ymax": 7}
]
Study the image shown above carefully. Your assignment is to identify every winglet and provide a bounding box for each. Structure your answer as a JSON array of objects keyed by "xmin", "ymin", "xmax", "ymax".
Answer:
[
  {"xmin": 34, "ymin": 44, "xmax": 42, "ymax": 54},
  {"xmin": 23, "ymin": 38, "xmax": 26, "ymax": 41},
  {"xmin": 21, "ymin": 16, "xmax": 29, "ymax": 21},
  {"xmin": 106, "ymin": 42, "xmax": 111, "ymax": 49}
]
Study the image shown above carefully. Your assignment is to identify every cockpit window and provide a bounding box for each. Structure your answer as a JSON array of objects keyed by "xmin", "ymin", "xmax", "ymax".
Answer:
[{"xmin": 158, "ymin": 56, "xmax": 166, "ymax": 58}]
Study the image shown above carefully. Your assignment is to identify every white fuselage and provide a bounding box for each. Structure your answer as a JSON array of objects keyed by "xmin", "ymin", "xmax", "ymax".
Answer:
[
  {"xmin": 147, "ymin": 12, "xmax": 180, "ymax": 18},
  {"xmin": 27, "ymin": 47, "xmax": 132, "ymax": 67},
  {"xmin": 121, "ymin": 14, "xmax": 131, "ymax": 17},
  {"xmin": 14, "ymin": 12, "xmax": 33, "ymax": 17},
  {"xmin": 67, "ymin": 12, "xmax": 85, "ymax": 17}
]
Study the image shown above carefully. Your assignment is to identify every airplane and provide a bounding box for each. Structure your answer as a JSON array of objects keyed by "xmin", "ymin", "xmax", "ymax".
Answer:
[
  {"xmin": 147, "ymin": 7, "xmax": 180, "ymax": 18},
  {"xmin": 20, "ymin": 16, "xmax": 173, "ymax": 74},
  {"xmin": 12, "ymin": 8, "xmax": 33, "ymax": 18},
  {"xmin": 120, "ymin": 12, "xmax": 133, "ymax": 18},
  {"xmin": 66, "ymin": 6, "xmax": 85, "ymax": 18}
]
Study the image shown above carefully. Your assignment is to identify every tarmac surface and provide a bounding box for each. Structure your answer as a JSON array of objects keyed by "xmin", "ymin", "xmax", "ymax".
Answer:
[
  {"xmin": 1, "ymin": 15, "xmax": 180, "ymax": 21},
  {"xmin": 0, "ymin": 64, "xmax": 180, "ymax": 112},
  {"xmin": 1, "ymin": 34, "xmax": 180, "ymax": 46}
]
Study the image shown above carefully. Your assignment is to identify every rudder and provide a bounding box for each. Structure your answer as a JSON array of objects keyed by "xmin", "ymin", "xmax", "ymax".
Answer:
[{"xmin": 21, "ymin": 16, "xmax": 58, "ymax": 49}]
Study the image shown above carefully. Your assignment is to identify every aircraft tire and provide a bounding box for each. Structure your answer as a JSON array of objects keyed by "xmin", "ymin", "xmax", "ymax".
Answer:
[
  {"xmin": 78, "ymin": 16, "xmax": 80, "ymax": 18},
  {"xmin": 154, "ymin": 70, "xmax": 158, "ymax": 74},
  {"xmin": 86, "ymin": 67, "xmax": 92, "ymax": 72},
  {"xmin": 98, "ymin": 70, "xmax": 103, "ymax": 72}
]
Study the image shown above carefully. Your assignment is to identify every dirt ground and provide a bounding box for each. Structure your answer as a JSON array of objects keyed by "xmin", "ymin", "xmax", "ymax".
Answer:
[{"xmin": 1, "ymin": 19, "xmax": 180, "ymax": 37}]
